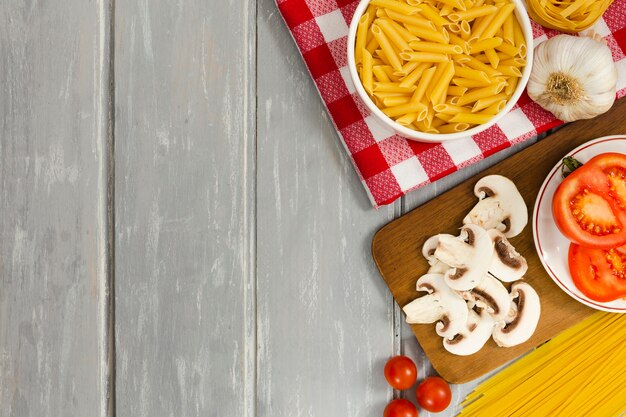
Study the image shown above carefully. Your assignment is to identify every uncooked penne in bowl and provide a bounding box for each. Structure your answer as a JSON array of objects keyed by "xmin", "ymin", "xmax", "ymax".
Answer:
[{"xmin": 346, "ymin": 0, "xmax": 533, "ymax": 142}]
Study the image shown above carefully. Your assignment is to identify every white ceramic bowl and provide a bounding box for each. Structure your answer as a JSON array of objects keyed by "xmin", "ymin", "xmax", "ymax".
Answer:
[{"xmin": 347, "ymin": 0, "xmax": 534, "ymax": 143}]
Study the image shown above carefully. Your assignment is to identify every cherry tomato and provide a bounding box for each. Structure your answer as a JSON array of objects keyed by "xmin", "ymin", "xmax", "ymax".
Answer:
[
  {"xmin": 384, "ymin": 356, "xmax": 417, "ymax": 390},
  {"xmin": 568, "ymin": 243, "xmax": 626, "ymax": 302},
  {"xmin": 552, "ymin": 153, "xmax": 626, "ymax": 249},
  {"xmin": 383, "ymin": 399, "xmax": 418, "ymax": 417},
  {"xmin": 416, "ymin": 376, "xmax": 451, "ymax": 413}
]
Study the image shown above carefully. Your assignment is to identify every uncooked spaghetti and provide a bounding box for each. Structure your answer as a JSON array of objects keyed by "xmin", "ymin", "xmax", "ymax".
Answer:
[{"xmin": 459, "ymin": 312, "xmax": 626, "ymax": 417}]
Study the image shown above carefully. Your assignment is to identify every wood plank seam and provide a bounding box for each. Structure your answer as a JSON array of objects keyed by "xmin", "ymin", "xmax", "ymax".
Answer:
[
  {"xmin": 99, "ymin": 0, "xmax": 116, "ymax": 416},
  {"xmin": 246, "ymin": 0, "xmax": 258, "ymax": 416}
]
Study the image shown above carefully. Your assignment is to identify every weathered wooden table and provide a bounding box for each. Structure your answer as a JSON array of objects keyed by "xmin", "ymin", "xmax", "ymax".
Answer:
[{"xmin": 0, "ymin": 1, "xmax": 540, "ymax": 416}]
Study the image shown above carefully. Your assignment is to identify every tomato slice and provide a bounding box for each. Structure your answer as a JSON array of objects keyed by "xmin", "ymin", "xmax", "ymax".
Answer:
[
  {"xmin": 568, "ymin": 243, "xmax": 626, "ymax": 302},
  {"xmin": 553, "ymin": 153, "xmax": 626, "ymax": 249}
]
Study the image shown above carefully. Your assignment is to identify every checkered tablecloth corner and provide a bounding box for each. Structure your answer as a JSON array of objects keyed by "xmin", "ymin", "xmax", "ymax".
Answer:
[{"xmin": 276, "ymin": 0, "xmax": 626, "ymax": 208}]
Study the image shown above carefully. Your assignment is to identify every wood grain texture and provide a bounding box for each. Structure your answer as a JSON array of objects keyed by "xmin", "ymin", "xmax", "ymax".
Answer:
[
  {"xmin": 113, "ymin": 0, "xmax": 256, "ymax": 415},
  {"xmin": 256, "ymin": 1, "xmax": 402, "ymax": 416},
  {"xmin": 0, "ymin": 1, "xmax": 112, "ymax": 416},
  {"xmin": 374, "ymin": 99, "xmax": 626, "ymax": 384}
]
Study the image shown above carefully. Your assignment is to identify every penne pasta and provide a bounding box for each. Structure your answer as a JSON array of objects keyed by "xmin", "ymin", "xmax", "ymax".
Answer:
[
  {"xmin": 480, "ymin": 3, "xmax": 516, "ymax": 39},
  {"xmin": 447, "ymin": 85, "xmax": 468, "ymax": 96},
  {"xmin": 460, "ymin": 20, "xmax": 471, "ymax": 40},
  {"xmin": 504, "ymin": 75, "xmax": 519, "ymax": 96},
  {"xmin": 366, "ymin": 37, "xmax": 380, "ymax": 54},
  {"xmin": 377, "ymin": 18, "xmax": 412, "ymax": 52},
  {"xmin": 456, "ymin": 82, "xmax": 505, "ymax": 106},
  {"xmin": 484, "ymin": 48, "xmax": 500, "ymax": 68},
  {"xmin": 409, "ymin": 41, "xmax": 463, "ymax": 54},
  {"xmin": 353, "ymin": 0, "xmax": 525, "ymax": 134},
  {"xmin": 464, "ymin": 54, "xmax": 502, "ymax": 76},
  {"xmin": 400, "ymin": 51, "xmax": 450, "ymax": 62},
  {"xmin": 384, "ymin": 9, "xmax": 436, "ymax": 30},
  {"xmin": 399, "ymin": 62, "xmax": 430, "ymax": 88},
  {"xmin": 483, "ymin": 100, "xmax": 506, "ymax": 114},
  {"xmin": 454, "ymin": 65, "xmax": 489, "ymax": 83},
  {"xmin": 395, "ymin": 61, "xmax": 420, "ymax": 76},
  {"xmin": 396, "ymin": 112, "xmax": 418, "ymax": 126},
  {"xmin": 372, "ymin": 24, "xmax": 404, "ymax": 71},
  {"xmin": 451, "ymin": 53, "xmax": 471, "ymax": 63},
  {"xmin": 470, "ymin": 37, "xmax": 503, "ymax": 53},
  {"xmin": 502, "ymin": 13, "xmax": 515, "ymax": 44},
  {"xmin": 448, "ymin": 4, "xmax": 497, "ymax": 21},
  {"xmin": 373, "ymin": 65, "xmax": 391, "ymax": 82},
  {"xmin": 447, "ymin": 22, "xmax": 462, "ymax": 33},
  {"xmin": 411, "ymin": 66, "xmax": 437, "ymax": 102},
  {"xmin": 512, "ymin": 15, "xmax": 525, "ymax": 47},
  {"xmin": 382, "ymin": 101, "xmax": 428, "ymax": 118},
  {"xmin": 448, "ymin": 33, "xmax": 471, "ymax": 54},
  {"xmin": 438, "ymin": 122, "xmax": 470, "ymax": 132},
  {"xmin": 449, "ymin": 112, "xmax": 495, "ymax": 124},
  {"xmin": 373, "ymin": 82, "xmax": 416, "ymax": 93},
  {"xmin": 404, "ymin": 25, "xmax": 449, "ymax": 43},
  {"xmin": 389, "ymin": 19, "xmax": 419, "ymax": 42},
  {"xmin": 499, "ymin": 57, "xmax": 526, "ymax": 67},
  {"xmin": 429, "ymin": 61, "xmax": 455, "ymax": 103},
  {"xmin": 418, "ymin": 3, "xmax": 451, "ymax": 27},
  {"xmin": 435, "ymin": 112, "xmax": 454, "ymax": 122},
  {"xmin": 440, "ymin": 3, "xmax": 454, "ymax": 16},
  {"xmin": 370, "ymin": 0, "xmax": 422, "ymax": 15},
  {"xmin": 470, "ymin": 12, "xmax": 496, "ymax": 40},
  {"xmin": 452, "ymin": 77, "xmax": 490, "ymax": 88},
  {"xmin": 494, "ymin": 41, "xmax": 520, "ymax": 57},
  {"xmin": 472, "ymin": 92, "xmax": 507, "ymax": 111},
  {"xmin": 362, "ymin": 49, "xmax": 374, "ymax": 94},
  {"xmin": 431, "ymin": 117, "xmax": 447, "ymax": 128},
  {"xmin": 355, "ymin": 13, "xmax": 371, "ymax": 65},
  {"xmin": 439, "ymin": 0, "xmax": 466, "ymax": 11},
  {"xmin": 496, "ymin": 65, "xmax": 522, "ymax": 77},
  {"xmin": 381, "ymin": 64, "xmax": 402, "ymax": 81},
  {"xmin": 433, "ymin": 103, "xmax": 473, "ymax": 114},
  {"xmin": 383, "ymin": 96, "xmax": 412, "ymax": 106}
]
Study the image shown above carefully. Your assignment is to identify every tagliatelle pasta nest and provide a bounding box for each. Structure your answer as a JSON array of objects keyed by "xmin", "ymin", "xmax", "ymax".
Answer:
[
  {"xmin": 526, "ymin": 0, "xmax": 613, "ymax": 33},
  {"xmin": 354, "ymin": 0, "xmax": 527, "ymax": 134}
]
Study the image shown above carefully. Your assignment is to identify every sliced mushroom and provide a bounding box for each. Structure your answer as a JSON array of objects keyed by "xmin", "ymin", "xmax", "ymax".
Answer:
[
  {"xmin": 461, "ymin": 274, "xmax": 511, "ymax": 321},
  {"xmin": 402, "ymin": 274, "xmax": 469, "ymax": 339},
  {"xmin": 443, "ymin": 308, "xmax": 495, "ymax": 356},
  {"xmin": 493, "ymin": 282, "xmax": 541, "ymax": 347},
  {"xmin": 463, "ymin": 175, "xmax": 528, "ymax": 238},
  {"xmin": 422, "ymin": 235, "xmax": 452, "ymax": 274},
  {"xmin": 488, "ymin": 229, "xmax": 528, "ymax": 282},
  {"xmin": 434, "ymin": 224, "xmax": 493, "ymax": 291}
]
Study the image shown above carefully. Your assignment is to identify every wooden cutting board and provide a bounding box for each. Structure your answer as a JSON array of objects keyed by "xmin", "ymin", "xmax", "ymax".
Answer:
[{"xmin": 373, "ymin": 99, "xmax": 626, "ymax": 384}]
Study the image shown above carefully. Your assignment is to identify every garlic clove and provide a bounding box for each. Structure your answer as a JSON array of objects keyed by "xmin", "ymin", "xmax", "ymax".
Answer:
[{"xmin": 527, "ymin": 34, "xmax": 617, "ymax": 122}]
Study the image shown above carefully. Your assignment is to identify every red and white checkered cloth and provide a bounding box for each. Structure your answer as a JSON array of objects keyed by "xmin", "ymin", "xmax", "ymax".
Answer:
[{"xmin": 276, "ymin": 0, "xmax": 626, "ymax": 208}]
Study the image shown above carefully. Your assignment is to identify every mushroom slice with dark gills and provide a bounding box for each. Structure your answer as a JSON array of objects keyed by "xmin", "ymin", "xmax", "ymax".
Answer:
[
  {"xmin": 488, "ymin": 229, "xmax": 528, "ymax": 282},
  {"xmin": 463, "ymin": 175, "xmax": 528, "ymax": 238},
  {"xmin": 493, "ymin": 282, "xmax": 541, "ymax": 347},
  {"xmin": 422, "ymin": 234, "xmax": 453, "ymax": 274},
  {"xmin": 402, "ymin": 274, "xmax": 468, "ymax": 339},
  {"xmin": 434, "ymin": 224, "xmax": 494, "ymax": 291},
  {"xmin": 461, "ymin": 274, "xmax": 511, "ymax": 322},
  {"xmin": 443, "ymin": 307, "xmax": 496, "ymax": 356}
]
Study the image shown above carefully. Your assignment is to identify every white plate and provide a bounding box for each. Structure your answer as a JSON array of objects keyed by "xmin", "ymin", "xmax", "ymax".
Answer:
[{"xmin": 533, "ymin": 135, "xmax": 626, "ymax": 313}]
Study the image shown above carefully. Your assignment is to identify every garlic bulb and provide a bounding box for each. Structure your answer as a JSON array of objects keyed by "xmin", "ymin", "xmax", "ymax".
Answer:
[{"xmin": 527, "ymin": 34, "xmax": 617, "ymax": 122}]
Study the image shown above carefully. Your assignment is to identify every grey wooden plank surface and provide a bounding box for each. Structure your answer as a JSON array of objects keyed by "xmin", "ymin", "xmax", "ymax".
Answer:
[
  {"xmin": 0, "ymin": 0, "xmax": 558, "ymax": 415},
  {"xmin": 256, "ymin": 1, "xmax": 401, "ymax": 416},
  {"xmin": 113, "ymin": 0, "xmax": 256, "ymax": 416},
  {"xmin": 0, "ymin": 1, "xmax": 112, "ymax": 416}
]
